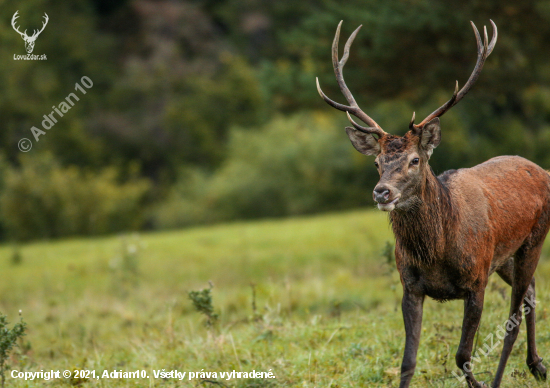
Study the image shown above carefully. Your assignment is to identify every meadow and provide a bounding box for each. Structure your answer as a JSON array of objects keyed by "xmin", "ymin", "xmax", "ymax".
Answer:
[{"xmin": 2, "ymin": 208, "xmax": 550, "ymax": 387}]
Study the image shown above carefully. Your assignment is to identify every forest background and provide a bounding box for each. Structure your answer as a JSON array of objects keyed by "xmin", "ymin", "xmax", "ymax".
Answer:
[{"xmin": 1, "ymin": 0, "xmax": 549, "ymax": 241}]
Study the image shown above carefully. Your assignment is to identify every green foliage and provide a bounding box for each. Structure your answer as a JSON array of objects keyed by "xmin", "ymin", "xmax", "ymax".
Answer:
[
  {"xmin": 153, "ymin": 112, "xmax": 376, "ymax": 228},
  {"xmin": 163, "ymin": 53, "xmax": 269, "ymax": 167},
  {"xmin": 0, "ymin": 313, "xmax": 26, "ymax": 388},
  {"xmin": 0, "ymin": 154, "xmax": 151, "ymax": 241},
  {"xmin": 188, "ymin": 284, "xmax": 219, "ymax": 328},
  {"xmin": 105, "ymin": 49, "xmax": 267, "ymax": 171}
]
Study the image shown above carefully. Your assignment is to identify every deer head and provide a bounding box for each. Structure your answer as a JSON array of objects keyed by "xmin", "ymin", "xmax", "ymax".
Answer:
[
  {"xmin": 12, "ymin": 11, "xmax": 49, "ymax": 54},
  {"xmin": 316, "ymin": 21, "xmax": 497, "ymax": 212}
]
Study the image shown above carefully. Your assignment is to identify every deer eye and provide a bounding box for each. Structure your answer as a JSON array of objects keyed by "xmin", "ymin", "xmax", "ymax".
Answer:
[
  {"xmin": 410, "ymin": 158, "xmax": 419, "ymax": 166},
  {"xmin": 374, "ymin": 161, "xmax": 379, "ymax": 168}
]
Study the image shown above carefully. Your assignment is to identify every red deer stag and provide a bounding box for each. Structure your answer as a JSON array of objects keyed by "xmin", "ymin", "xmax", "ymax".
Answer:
[{"xmin": 316, "ymin": 20, "xmax": 550, "ymax": 388}]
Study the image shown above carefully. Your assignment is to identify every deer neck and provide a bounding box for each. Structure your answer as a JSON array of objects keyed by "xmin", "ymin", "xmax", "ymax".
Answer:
[{"xmin": 389, "ymin": 168, "xmax": 455, "ymax": 266}]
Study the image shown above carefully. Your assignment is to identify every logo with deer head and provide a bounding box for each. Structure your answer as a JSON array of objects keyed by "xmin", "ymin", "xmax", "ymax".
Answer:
[{"xmin": 11, "ymin": 11, "xmax": 49, "ymax": 54}]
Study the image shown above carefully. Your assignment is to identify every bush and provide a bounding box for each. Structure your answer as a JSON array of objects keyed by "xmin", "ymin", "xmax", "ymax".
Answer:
[
  {"xmin": 152, "ymin": 112, "xmax": 379, "ymax": 228},
  {"xmin": 0, "ymin": 154, "xmax": 151, "ymax": 241}
]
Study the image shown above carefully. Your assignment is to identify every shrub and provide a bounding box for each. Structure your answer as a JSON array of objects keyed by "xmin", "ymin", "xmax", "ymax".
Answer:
[
  {"xmin": 153, "ymin": 112, "xmax": 378, "ymax": 228},
  {"xmin": 0, "ymin": 154, "xmax": 151, "ymax": 241}
]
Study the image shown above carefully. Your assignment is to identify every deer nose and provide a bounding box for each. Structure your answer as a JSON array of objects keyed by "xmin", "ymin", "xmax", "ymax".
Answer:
[{"xmin": 373, "ymin": 186, "xmax": 391, "ymax": 204}]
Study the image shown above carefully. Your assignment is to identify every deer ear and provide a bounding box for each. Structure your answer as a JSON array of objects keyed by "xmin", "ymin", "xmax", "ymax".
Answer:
[
  {"xmin": 419, "ymin": 117, "xmax": 441, "ymax": 158},
  {"xmin": 345, "ymin": 126, "xmax": 381, "ymax": 156}
]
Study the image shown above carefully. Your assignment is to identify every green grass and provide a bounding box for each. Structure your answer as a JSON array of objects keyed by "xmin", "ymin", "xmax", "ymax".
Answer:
[{"xmin": 2, "ymin": 208, "xmax": 550, "ymax": 387}]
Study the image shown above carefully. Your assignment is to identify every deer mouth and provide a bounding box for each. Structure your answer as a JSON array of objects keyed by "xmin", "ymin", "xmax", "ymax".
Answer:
[{"xmin": 377, "ymin": 196, "xmax": 400, "ymax": 212}]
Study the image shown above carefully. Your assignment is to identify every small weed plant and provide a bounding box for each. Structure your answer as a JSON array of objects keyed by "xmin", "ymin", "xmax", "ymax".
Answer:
[
  {"xmin": 188, "ymin": 283, "xmax": 219, "ymax": 329},
  {"xmin": 0, "ymin": 312, "xmax": 26, "ymax": 388}
]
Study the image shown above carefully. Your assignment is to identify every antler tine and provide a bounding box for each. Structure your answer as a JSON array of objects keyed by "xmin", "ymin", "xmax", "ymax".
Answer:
[
  {"xmin": 409, "ymin": 111, "xmax": 416, "ymax": 130},
  {"xmin": 340, "ymin": 23, "xmax": 361, "ymax": 68},
  {"xmin": 487, "ymin": 20, "xmax": 497, "ymax": 55},
  {"xmin": 316, "ymin": 21, "xmax": 387, "ymax": 135},
  {"xmin": 471, "ymin": 21, "xmax": 483, "ymax": 55},
  {"xmin": 415, "ymin": 20, "xmax": 497, "ymax": 129},
  {"xmin": 346, "ymin": 112, "xmax": 386, "ymax": 137}
]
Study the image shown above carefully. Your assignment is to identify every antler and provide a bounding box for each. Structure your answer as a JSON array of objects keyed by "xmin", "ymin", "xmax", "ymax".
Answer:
[
  {"xmin": 413, "ymin": 20, "xmax": 498, "ymax": 129},
  {"xmin": 11, "ymin": 11, "xmax": 27, "ymax": 38},
  {"xmin": 316, "ymin": 21, "xmax": 387, "ymax": 138}
]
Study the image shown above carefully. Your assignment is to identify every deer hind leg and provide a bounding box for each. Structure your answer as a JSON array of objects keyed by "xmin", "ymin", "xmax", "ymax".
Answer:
[
  {"xmin": 492, "ymin": 243, "xmax": 546, "ymax": 387},
  {"xmin": 496, "ymin": 257, "xmax": 546, "ymax": 382},
  {"xmin": 455, "ymin": 291, "xmax": 488, "ymax": 388},
  {"xmin": 524, "ymin": 276, "xmax": 546, "ymax": 380}
]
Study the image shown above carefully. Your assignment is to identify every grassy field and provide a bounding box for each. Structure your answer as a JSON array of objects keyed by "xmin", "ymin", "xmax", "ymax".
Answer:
[{"xmin": 2, "ymin": 208, "xmax": 550, "ymax": 387}]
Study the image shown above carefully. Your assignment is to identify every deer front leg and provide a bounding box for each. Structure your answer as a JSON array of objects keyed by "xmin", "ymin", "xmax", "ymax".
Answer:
[
  {"xmin": 456, "ymin": 291, "xmax": 487, "ymax": 388},
  {"xmin": 399, "ymin": 291, "xmax": 425, "ymax": 388}
]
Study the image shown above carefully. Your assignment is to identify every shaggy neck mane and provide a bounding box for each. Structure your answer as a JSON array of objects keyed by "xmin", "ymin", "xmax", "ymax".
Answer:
[{"xmin": 389, "ymin": 167, "xmax": 456, "ymax": 266}]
